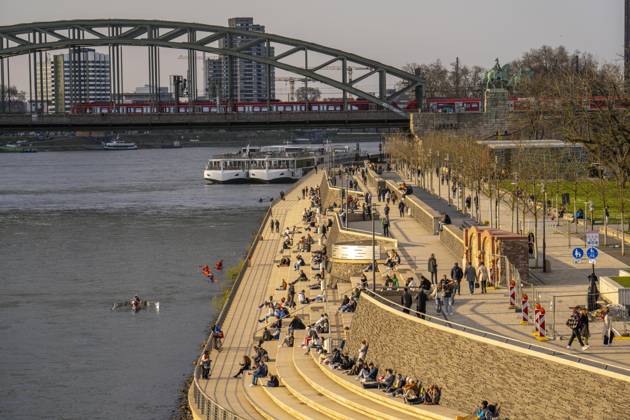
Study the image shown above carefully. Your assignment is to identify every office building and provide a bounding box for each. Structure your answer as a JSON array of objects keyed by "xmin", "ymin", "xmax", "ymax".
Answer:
[
  {"xmin": 125, "ymin": 85, "xmax": 171, "ymax": 103},
  {"xmin": 48, "ymin": 48, "xmax": 111, "ymax": 112},
  {"xmin": 203, "ymin": 17, "xmax": 275, "ymax": 102}
]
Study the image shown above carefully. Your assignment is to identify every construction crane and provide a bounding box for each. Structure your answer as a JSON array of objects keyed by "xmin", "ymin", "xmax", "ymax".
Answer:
[
  {"xmin": 275, "ymin": 66, "xmax": 371, "ymax": 101},
  {"xmin": 317, "ymin": 66, "xmax": 371, "ymax": 83},
  {"xmin": 275, "ymin": 77, "xmax": 308, "ymax": 101}
]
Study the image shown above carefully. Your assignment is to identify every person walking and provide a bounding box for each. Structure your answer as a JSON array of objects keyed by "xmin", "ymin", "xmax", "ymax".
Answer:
[
  {"xmin": 384, "ymin": 204, "xmax": 390, "ymax": 217},
  {"xmin": 200, "ymin": 351, "xmax": 211, "ymax": 379},
  {"xmin": 382, "ymin": 216, "xmax": 390, "ymax": 237},
  {"xmin": 450, "ymin": 262, "xmax": 463, "ymax": 296},
  {"xmin": 464, "ymin": 262, "xmax": 476, "ymax": 294},
  {"xmin": 415, "ymin": 279, "xmax": 431, "ymax": 319},
  {"xmin": 428, "ymin": 254, "xmax": 438, "ymax": 285},
  {"xmin": 602, "ymin": 307, "xmax": 614, "ymax": 346},
  {"xmin": 398, "ymin": 200, "xmax": 405, "ymax": 218},
  {"xmin": 476, "ymin": 262, "xmax": 489, "ymax": 294},
  {"xmin": 443, "ymin": 277, "xmax": 454, "ymax": 316},
  {"xmin": 401, "ymin": 287, "xmax": 412, "ymax": 314},
  {"xmin": 566, "ymin": 307, "xmax": 589, "ymax": 351}
]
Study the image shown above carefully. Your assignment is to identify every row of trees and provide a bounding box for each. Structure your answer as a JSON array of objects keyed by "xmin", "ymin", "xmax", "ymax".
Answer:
[
  {"xmin": 400, "ymin": 45, "xmax": 619, "ymax": 99},
  {"xmin": 0, "ymin": 85, "xmax": 27, "ymax": 113}
]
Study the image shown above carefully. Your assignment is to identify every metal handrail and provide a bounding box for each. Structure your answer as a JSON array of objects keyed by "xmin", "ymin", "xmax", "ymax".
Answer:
[
  {"xmin": 191, "ymin": 201, "xmax": 275, "ymax": 419},
  {"xmin": 361, "ymin": 288, "xmax": 630, "ymax": 377},
  {"xmin": 191, "ymin": 175, "xmax": 314, "ymax": 418}
]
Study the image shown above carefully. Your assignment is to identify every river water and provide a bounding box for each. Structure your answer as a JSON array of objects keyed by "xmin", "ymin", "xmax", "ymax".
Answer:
[{"xmin": 0, "ymin": 147, "xmax": 285, "ymax": 420}]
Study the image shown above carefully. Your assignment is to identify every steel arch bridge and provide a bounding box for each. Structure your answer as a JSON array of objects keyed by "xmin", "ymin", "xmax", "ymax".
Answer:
[{"xmin": 0, "ymin": 19, "xmax": 424, "ymax": 116}]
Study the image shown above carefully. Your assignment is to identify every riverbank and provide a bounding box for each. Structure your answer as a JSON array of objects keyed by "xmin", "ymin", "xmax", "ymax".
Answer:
[{"xmin": 0, "ymin": 130, "xmax": 385, "ymax": 152}]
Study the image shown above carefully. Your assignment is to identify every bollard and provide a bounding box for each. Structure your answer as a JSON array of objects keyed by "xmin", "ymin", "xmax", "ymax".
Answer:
[
  {"xmin": 536, "ymin": 307, "xmax": 550, "ymax": 341},
  {"xmin": 520, "ymin": 294, "xmax": 529, "ymax": 325},
  {"xmin": 532, "ymin": 303, "xmax": 542, "ymax": 336},
  {"xmin": 509, "ymin": 280, "xmax": 516, "ymax": 309}
]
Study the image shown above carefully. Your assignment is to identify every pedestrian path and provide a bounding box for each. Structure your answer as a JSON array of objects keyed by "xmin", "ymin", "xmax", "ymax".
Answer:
[
  {"xmin": 360, "ymin": 169, "xmax": 630, "ymax": 373},
  {"xmin": 397, "ymin": 170, "xmax": 628, "ymax": 285},
  {"xmin": 381, "ymin": 171, "xmax": 477, "ymax": 230}
]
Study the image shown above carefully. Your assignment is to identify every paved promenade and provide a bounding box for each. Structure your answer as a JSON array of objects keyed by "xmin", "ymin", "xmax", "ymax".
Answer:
[
  {"xmin": 196, "ymin": 170, "xmax": 322, "ymax": 419},
  {"xmin": 414, "ymin": 171, "xmax": 628, "ymax": 284},
  {"xmin": 360, "ymin": 170, "xmax": 630, "ymax": 373}
]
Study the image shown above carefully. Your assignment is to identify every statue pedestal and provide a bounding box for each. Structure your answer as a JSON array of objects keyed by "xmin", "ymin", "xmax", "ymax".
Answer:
[{"xmin": 483, "ymin": 88, "xmax": 509, "ymax": 137}]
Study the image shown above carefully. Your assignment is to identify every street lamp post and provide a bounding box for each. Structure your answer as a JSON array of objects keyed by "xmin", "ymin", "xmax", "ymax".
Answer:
[
  {"xmin": 445, "ymin": 154, "xmax": 451, "ymax": 206},
  {"xmin": 342, "ymin": 173, "xmax": 349, "ymax": 229},
  {"xmin": 428, "ymin": 148, "xmax": 433, "ymax": 193},
  {"xmin": 542, "ymin": 183, "xmax": 547, "ymax": 273},
  {"xmin": 437, "ymin": 151, "xmax": 441, "ymax": 199},
  {"xmin": 371, "ymin": 203, "xmax": 376, "ymax": 291}
]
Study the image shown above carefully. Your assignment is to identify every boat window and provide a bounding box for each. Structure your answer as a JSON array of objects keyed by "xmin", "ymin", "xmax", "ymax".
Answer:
[
  {"xmin": 269, "ymin": 160, "xmax": 289, "ymax": 169},
  {"xmin": 206, "ymin": 161, "xmax": 221, "ymax": 170},
  {"xmin": 224, "ymin": 160, "xmax": 244, "ymax": 170}
]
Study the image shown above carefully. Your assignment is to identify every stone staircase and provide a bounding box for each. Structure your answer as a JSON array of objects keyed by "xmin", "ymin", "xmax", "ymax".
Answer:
[
  {"xmin": 243, "ymin": 286, "xmax": 462, "ymax": 419},
  {"xmin": 238, "ymin": 189, "xmax": 463, "ymax": 419}
]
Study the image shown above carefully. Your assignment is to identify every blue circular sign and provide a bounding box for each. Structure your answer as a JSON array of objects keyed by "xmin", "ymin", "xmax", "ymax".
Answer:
[
  {"xmin": 572, "ymin": 248, "xmax": 584, "ymax": 260},
  {"xmin": 586, "ymin": 247, "xmax": 599, "ymax": 259}
]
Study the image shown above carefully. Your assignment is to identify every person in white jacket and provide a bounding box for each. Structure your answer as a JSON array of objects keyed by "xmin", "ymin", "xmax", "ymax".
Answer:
[{"xmin": 476, "ymin": 262, "xmax": 489, "ymax": 294}]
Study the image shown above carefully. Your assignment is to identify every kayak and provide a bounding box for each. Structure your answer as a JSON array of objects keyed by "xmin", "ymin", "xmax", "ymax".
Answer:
[{"xmin": 111, "ymin": 300, "xmax": 160, "ymax": 312}]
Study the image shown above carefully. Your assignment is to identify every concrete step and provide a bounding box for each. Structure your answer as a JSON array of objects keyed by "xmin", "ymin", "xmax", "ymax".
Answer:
[
  {"xmin": 307, "ymin": 352, "xmax": 462, "ymax": 420},
  {"xmin": 292, "ymin": 346, "xmax": 410, "ymax": 420},
  {"xmin": 243, "ymin": 381, "xmax": 291, "ymax": 420},
  {"xmin": 275, "ymin": 344, "xmax": 360, "ymax": 420},
  {"xmin": 261, "ymin": 380, "xmax": 331, "ymax": 420}
]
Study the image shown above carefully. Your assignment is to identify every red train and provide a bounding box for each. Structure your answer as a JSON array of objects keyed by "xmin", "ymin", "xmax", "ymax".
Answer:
[
  {"xmin": 71, "ymin": 99, "xmax": 376, "ymax": 114},
  {"xmin": 70, "ymin": 96, "xmax": 629, "ymax": 114}
]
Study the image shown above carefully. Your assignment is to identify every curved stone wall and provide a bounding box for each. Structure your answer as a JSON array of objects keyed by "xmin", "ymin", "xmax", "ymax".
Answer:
[{"xmin": 346, "ymin": 293, "xmax": 630, "ymax": 419}]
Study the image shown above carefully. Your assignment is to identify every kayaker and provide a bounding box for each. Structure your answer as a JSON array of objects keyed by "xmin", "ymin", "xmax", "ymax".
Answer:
[{"xmin": 131, "ymin": 296, "xmax": 141, "ymax": 311}]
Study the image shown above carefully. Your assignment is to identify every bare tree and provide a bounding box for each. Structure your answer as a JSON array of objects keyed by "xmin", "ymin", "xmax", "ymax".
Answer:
[
  {"xmin": 295, "ymin": 86, "xmax": 321, "ymax": 102},
  {"xmin": 554, "ymin": 66, "xmax": 629, "ymax": 255}
]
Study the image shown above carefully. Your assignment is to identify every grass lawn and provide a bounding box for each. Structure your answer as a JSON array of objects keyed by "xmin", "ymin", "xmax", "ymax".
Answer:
[
  {"xmin": 611, "ymin": 276, "xmax": 630, "ymax": 288},
  {"xmin": 499, "ymin": 178, "xmax": 627, "ymax": 224}
]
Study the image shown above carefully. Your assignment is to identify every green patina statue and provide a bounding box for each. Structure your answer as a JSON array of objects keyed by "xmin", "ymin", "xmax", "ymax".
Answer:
[{"xmin": 484, "ymin": 58, "xmax": 533, "ymax": 91}]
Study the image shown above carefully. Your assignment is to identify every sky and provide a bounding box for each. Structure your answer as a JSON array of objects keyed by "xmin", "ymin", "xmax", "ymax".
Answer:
[{"xmin": 0, "ymin": 0, "xmax": 624, "ymax": 96}]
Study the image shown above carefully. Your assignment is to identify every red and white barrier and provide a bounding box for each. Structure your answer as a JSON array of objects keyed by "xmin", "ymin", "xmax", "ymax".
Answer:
[
  {"xmin": 520, "ymin": 294, "xmax": 529, "ymax": 325},
  {"xmin": 532, "ymin": 303, "xmax": 542, "ymax": 336},
  {"xmin": 509, "ymin": 280, "xmax": 516, "ymax": 309},
  {"xmin": 536, "ymin": 307, "xmax": 550, "ymax": 341}
]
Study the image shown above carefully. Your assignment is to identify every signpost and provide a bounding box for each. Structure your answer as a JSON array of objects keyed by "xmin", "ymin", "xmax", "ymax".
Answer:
[
  {"xmin": 586, "ymin": 231, "xmax": 599, "ymax": 248},
  {"xmin": 586, "ymin": 247, "xmax": 598, "ymax": 264},
  {"xmin": 572, "ymin": 247, "xmax": 584, "ymax": 263}
]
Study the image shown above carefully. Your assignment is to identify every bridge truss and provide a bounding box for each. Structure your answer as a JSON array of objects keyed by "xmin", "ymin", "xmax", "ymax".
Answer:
[{"xmin": 0, "ymin": 19, "xmax": 424, "ymax": 116}]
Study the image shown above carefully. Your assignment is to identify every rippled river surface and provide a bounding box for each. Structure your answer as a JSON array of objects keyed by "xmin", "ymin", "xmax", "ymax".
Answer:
[{"xmin": 0, "ymin": 147, "xmax": 287, "ymax": 419}]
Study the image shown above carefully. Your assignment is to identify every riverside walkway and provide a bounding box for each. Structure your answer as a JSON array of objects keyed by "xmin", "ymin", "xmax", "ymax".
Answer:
[
  {"xmin": 190, "ymin": 168, "xmax": 464, "ymax": 419},
  {"xmin": 360, "ymin": 169, "xmax": 630, "ymax": 373},
  {"xmin": 192, "ymin": 171, "xmax": 321, "ymax": 419}
]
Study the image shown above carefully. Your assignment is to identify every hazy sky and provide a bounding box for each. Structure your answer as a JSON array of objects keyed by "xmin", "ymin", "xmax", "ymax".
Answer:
[{"xmin": 0, "ymin": 0, "xmax": 624, "ymax": 96}]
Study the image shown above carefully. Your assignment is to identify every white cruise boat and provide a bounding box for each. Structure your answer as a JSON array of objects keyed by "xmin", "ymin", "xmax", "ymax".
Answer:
[
  {"xmin": 103, "ymin": 140, "xmax": 138, "ymax": 150},
  {"xmin": 203, "ymin": 143, "xmax": 364, "ymax": 184}
]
